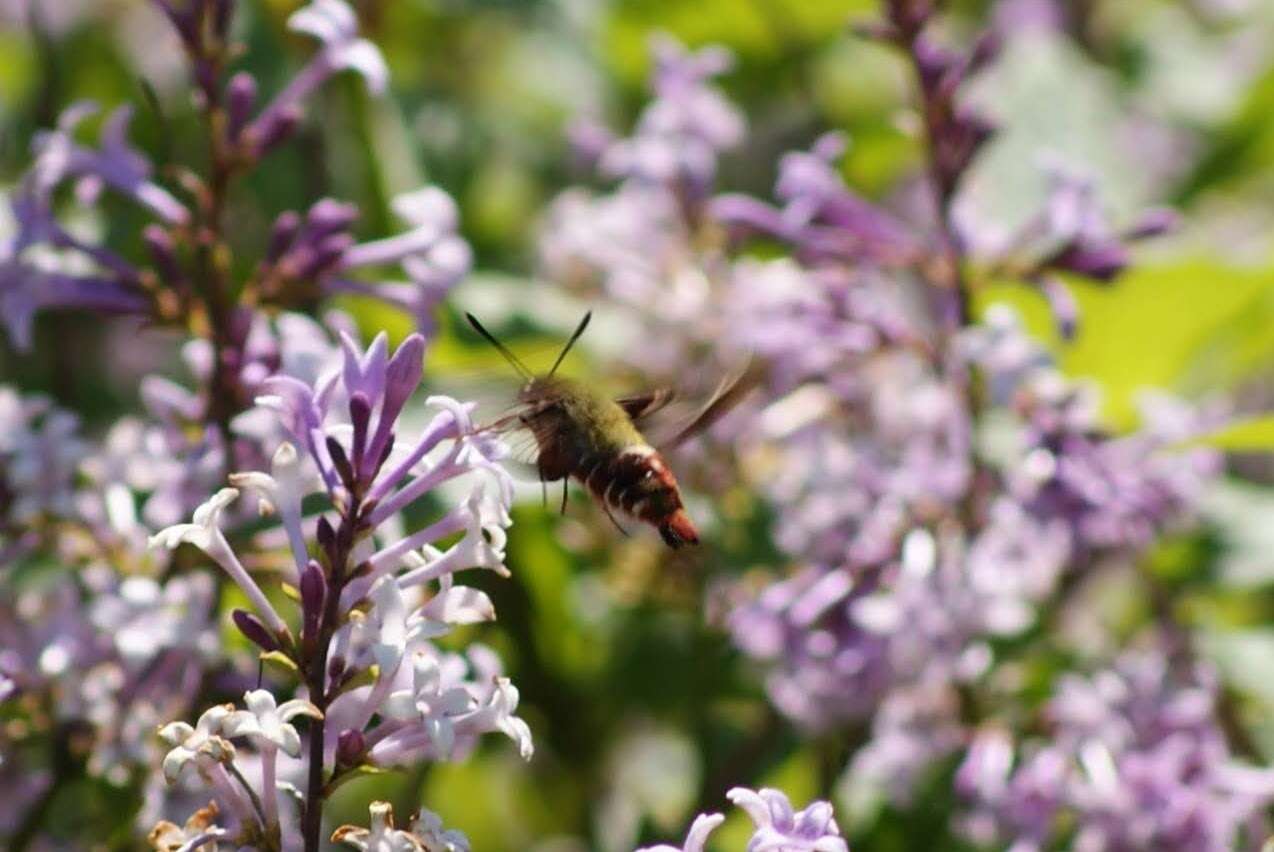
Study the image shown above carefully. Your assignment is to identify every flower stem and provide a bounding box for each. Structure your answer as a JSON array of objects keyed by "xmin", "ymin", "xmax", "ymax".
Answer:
[{"xmin": 302, "ymin": 497, "xmax": 362, "ymax": 852}]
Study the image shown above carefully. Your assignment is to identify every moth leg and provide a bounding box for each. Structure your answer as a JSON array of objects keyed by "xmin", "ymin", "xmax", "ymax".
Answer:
[
  {"xmin": 599, "ymin": 501, "xmax": 629, "ymax": 537},
  {"xmin": 560, "ymin": 479, "xmax": 568, "ymax": 515},
  {"xmin": 538, "ymin": 461, "xmax": 548, "ymax": 509}
]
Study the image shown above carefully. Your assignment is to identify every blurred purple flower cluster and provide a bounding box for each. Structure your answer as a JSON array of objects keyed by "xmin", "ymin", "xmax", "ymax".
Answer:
[
  {"xmin": 958, "ymin": 651, "xmax": 1274, "ymax": 851},
  {"xmin": 536, "ymin": 1, "xmax": 1262, "ymax": 846}
]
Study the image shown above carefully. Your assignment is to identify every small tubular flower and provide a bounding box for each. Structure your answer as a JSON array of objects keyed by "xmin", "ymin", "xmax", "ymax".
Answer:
[
  {"xmin": 328, "ymin": 188, "xmax": 473, "ymax": 335},
  {"xmin": 288, "ymin": 0, "xmax": 388, "ymax": 94},
  {"xmin": 149, "ymin": 488, "xmax": 290, "ymax": 640},
  {"xmin": 158, "ymin": 704, "xmax": 236, "ymax": 783},
  {"xmin": 147, "ymin": 800, "xmax": 227, "ymax": 852},
  {"xmin": 640, "ymin": 789, "xmax": 847, "ymax": 852},
  {"xmin": 635, "ymin": 813, "xmax": 725, "ymax": 852},
  {"xmin": 223, "ymin": 689, "xmax": 322, "ymax": 758},
  {"xmin": 726, "ymin": 787, "xmax": 849, "ymax": 852},
  {"xmin": 248, "ymin": 0, "xmax": 388, "ymax": 155},
  {"xmin": 455, "ymin": 677, "xmax": 534, "ymax": 761},
  {"xmin": 409, "ymin": 808, "xmax": 471, "ymax": 852},
  {"xmin": 380, "ymin": 652, "xmax": 474, "ymax": 758},
  {"xmin": 229, "ymin": 441, "xmax": 313, "ymax": 577},
  {"xmin": 331, "ymin": 801, "xmax": 429, "ymax": 851},
  {"xmin": 30, "ymin": 103, "xmax": 189, "ymax": 225}
]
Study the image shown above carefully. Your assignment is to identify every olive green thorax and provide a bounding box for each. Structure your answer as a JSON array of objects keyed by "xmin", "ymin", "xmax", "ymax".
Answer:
[{"xmin": 519, "ymin": 375, "xmax": 646, "ymax": 457}]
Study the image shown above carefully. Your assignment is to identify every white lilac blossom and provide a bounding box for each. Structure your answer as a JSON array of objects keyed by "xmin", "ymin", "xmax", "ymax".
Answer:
[
  {"xmin": 159, "ymin": 704, "xmax": 239, "ymax": 785},
  {"xmin": 957, "ymin": 651, "xmax": 1274, "ymax": 851},
  {"xmin": 151, "ymin": 331, "xmax": 523, "ymax": 849},
  {"xmin": 150, "ymin": 486, "xmax": 291, "ymax": 640},
  {"xmin": 331, "ymin": 800, "xmax": 470, "ymax": 852},
  {"xmin": 635, "ymin": 788, "xmax": 847, "ymax": 852},
  {"xmin": 223, "ymin": 690, "xmax": 322, "ymax": 832},
  {"xmin": 148, "ymin": 800, "xmax": 228, "ymax": 852}
]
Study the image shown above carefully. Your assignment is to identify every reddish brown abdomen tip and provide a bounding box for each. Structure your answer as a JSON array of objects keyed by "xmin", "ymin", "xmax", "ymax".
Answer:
[{"xmin": 659, "ymin": 510, "xmax": 699, "ymax": 548}]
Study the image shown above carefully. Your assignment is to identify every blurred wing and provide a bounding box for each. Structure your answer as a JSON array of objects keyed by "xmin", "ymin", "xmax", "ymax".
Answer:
[
  {"xmin": 658, "ymin": 359, "xmax": 763, "ymax": 450},
  {"xmin": 614, "ymin": 388, "xmax": 676, "ymax": 423},
  {"xmin": 477, "ymin": 394, "xmax": 569, "ymax": 483}
]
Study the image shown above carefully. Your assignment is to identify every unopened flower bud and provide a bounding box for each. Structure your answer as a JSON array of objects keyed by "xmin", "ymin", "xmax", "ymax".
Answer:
[
  {"xmin": 336, "ymin": 729, "xmax": 366, "ymax": 766},
  {"xmin": 252, "ymin": 105, "xmax": 302, "ymax": 157},
  {"xmin": 300, "ymin": 560, "xmax": 328, "ymax": 642},
  {"xmin": 266, "ymin": 211, "xmax": 302, "ymax": 263},
  {"xmin": 226, "ymin": 72, "xmax": 258, "ymax": 142},
  {"xmin": 1048, "ymin": 238, "xmax": 1127, "ymax": 283},
  {"xmin": 316, "ymin": 516, "xmax": 336, "ymax": 555},
  {"xmin": 326, "ymin": 437, "xmax": 356, "ymax": 490},
  {"xmin": 143, "ymin": 225, "xmax": 182, "ymax": 285},
  {"xmin": 305, "ymin": 199, "xmax": 359, "ymax": 240},
  {"xmin": 233, "ymin": 608, "xmax": 280, "ymax": 652},
  {"xmin": 296, "ymin": 233, "xmax": 354, "ymax": 280},
  {"xmin": 1125, "ymin": 207, "xmax": 1180, "ymax": 241},
  {"xmin": 967, "ymin": 31, "xmax": 1002, "ymax": 75}
]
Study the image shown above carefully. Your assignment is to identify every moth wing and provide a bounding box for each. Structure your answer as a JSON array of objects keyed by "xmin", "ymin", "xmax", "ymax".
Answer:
[
  {"xmin": 614, "ymin": 388, "xmax": 676, "ymax": 423},
  {"xmin": 477, "ymin": 393, "xmax": 572, "ymax": 484},
  {"xmin": 656, "ymin": 358, "xmax": 763, "ymax": 450}
]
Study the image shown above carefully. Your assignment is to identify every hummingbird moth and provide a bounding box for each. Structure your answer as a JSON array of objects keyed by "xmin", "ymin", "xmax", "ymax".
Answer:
[{"xmin": 465, "ymin": 311, "xmax": 757, "ymax": 548}]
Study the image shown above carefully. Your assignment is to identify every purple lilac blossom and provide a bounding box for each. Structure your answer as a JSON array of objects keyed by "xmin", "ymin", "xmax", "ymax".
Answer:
[
  {"xmin": 0, "ymin": 563, "xmax": 217, "ymax": 788},
  {"xmin": 148, "ymin": 332, "xmax": 526, "ymax": 848},
  {"xmin": 957, "ymin": 651, "xmax": 1274, "ymax": 851},
  {"xmin": 636, "ymin": 787, "xmax": 847, "ymax": 852},
  {"xmin": 245, "ymin": 0, "xmax": 388, "ymax": 158},
  {"xmin": 539, "ymin": 37, "xmax": 745, "ymax": 377},
  {"xmin": 540, "ymin": 25, "xmax": 1233, "ymax": 836},
  {"xmin": 596, "ymin": 35, "xmax": 744, "ymax": 196},
  {"xmin": 0, "ymin": 387, "xmax": 84, "ymax": 536}
]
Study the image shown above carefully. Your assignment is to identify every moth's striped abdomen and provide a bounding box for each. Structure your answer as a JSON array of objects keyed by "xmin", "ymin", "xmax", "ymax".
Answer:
[{"xmin": 574, "ymin": 444, "xmax": 699, "ymax": 547}]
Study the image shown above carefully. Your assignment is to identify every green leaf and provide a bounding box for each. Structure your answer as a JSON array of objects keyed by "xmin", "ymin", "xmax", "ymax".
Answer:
[
  {"xmin": 260, "ymin": 650, "xmax": 299, "ymax": 676},
  {"xmin": 977, "ymin": 259, "xmax": 1274, "ymax": 428},
  {"xmin": 325, "ymin": 763, "xmax": 390, "ymax": 797},
  {"xmin": 1185, "ymin": 415, "xmax": 1274, "ymax": 452}
]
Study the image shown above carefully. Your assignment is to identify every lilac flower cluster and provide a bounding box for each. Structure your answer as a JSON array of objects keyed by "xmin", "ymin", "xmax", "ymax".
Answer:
[
  {"xmin": 0, "ymin": 2, "xmax": 508, "ymax": 849},
  {"xmin": 536, "ymin": 5, "xmax": 1259, "ymax": 846},
  {"xmin": 636, "ymin": 787, "xmax": 848, "ymax": 852},
  {"xmin": 2, "ymin": 0, "xmax": 465, "ymax": 355},
  {"xmin": 957, "ymin": 651, "xmax": 1274, "ymax": 851},
  {"xmin": 145, "ymin": 331, "xmax": 526, "ymax": 849},
  {"xmin": 540, "ymin": 38, "xmax": 745, "ymax": 376}
]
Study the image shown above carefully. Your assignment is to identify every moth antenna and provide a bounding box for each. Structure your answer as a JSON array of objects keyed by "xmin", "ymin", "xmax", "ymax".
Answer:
[
  {"xmin": 466, "ymin": 313, "xmax": 533, "ymax": 380},
  {"xmin": 548, "ymin": 311, "xmax": 592, "ymax": 378}
]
